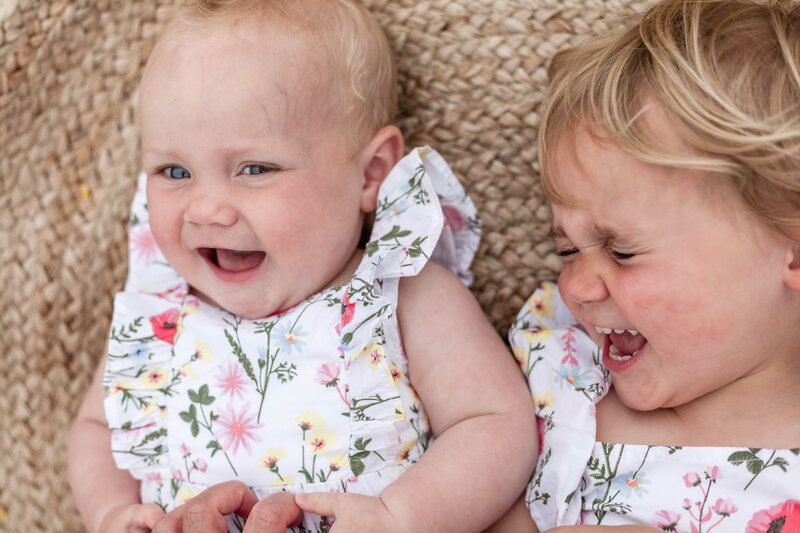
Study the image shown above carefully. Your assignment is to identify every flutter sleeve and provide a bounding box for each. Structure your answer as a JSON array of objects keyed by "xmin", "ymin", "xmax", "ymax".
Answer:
[{"xmin": 509, "ymin": 282, "xmax": 610, "ymax": 529}]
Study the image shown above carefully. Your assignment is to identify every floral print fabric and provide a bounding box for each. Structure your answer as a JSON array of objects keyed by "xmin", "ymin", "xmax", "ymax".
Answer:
[
  {"xmin": 103, "ymin": 147, "xmax": 480, "ymax": 532},
  {"xmin": 510, "ymin": 283, "xmax": 800, "ymax": 532}
]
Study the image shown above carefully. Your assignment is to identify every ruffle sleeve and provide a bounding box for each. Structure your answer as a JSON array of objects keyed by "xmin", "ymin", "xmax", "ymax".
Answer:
[
  {"xmin": 509, "ymin": 282, "xmax": 609, "ymax": 529},
  {"xmin": 363, "ymin": 146, "xmax": 480, "ymax": 286},
  {"xmin": 103, "ymin": 291, "xmax": 184, "ymax": 480}
]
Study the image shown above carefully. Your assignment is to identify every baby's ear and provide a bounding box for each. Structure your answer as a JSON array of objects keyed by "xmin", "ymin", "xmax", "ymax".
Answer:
[
  {"xmin": 783, "ymin": 241, "xmax": 800, "ymax": 293},
  {"xmin": 359, "ymin": 125, "xmax": 404, "ymax": 213}
]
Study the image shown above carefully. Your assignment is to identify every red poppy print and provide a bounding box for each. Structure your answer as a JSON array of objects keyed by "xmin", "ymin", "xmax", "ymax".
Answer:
[
  {"xmin": 150, "ymin": 308, "xmax": 180, "ymax": 344},
  {"xmin": 746, "ymin": 500, "xmax": 800, "ymax": 533}
]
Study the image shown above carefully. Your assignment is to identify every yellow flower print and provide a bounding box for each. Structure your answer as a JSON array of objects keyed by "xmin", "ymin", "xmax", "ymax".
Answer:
[
  {"xmin": 387, "ymin": 362, "xmax": 404, "ymax": 384},
  {"xmin": 143, "ymin": 400, "xmax": 158, "ymax": 418},
  {"xmin": 177, "ymin": 487, "xmax": 200, "ymax": 505},
  {"xmin": 513, "ymin": 344, "xmax": 529, "ymax": 370},
  {"xmin": 305, "ymin": 428, "xmax": 339, "ymax": 455},
  {"xmin": 396, "ymin": 440, "xmax": 416, "ymax": 463},
  {"xmin": 522, "ymin": 328, "xmax": 554, "ymax": 346},
  {"xmin": 295, "ymin": 411, "xmax": 325, "ymax": 433},
  {"xmin": 533, "ymin": 391, "xmax": 555, "ymax": 410},
  {"xmin": 326, "ymin": 453, "xmax": 349, "ymax": 472},
  {"xmin": 260, "ymin": 448, "xmax": 287, "ymax": 470},
  {"xmin": 179, "ymin": 363, "xmax": 197, "ymax": 379},
  {"xmin": 394, "ymin": 402, "xmax": 406, "ymax": 421},
  {"xmin": 194, "ymin": 340, "xmax": 213, "ymax": 363},
  {"xmin": 355, "ymin": 340, "xmax": 384, "ymax": 370},
  {"xmin": 176, "ymin": 305, "xmax": 199, "ymax": 335},
  {"xmin": 107, "ymin": 380, "xmax": 133, "ymax": 395},
  {"xmin": 140, "ymin": 368, "xmax": 168, "ymax": 389},
  {"xmin": 527, "ymin": 283, "xmax": 556, "ymax": 319},
  {"xmin": 269, "ymin": 474, "xmax": 296, "ymax": 487}
]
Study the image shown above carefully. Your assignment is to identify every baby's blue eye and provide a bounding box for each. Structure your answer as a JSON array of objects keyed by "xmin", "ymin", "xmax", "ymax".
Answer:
[
  {"xmin": 163, "ymin": 166, "xmax": 191, "ymax": 180},
  {"xmin": 242, "ymin": 164, "xmax": 275, "ymax": 175}
]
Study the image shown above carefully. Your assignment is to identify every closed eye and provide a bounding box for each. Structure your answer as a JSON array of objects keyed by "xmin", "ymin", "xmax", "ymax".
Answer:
[
  {"xmin": 556, "ymin": 248, "xmax": 578, "ymax": 257},
  {"xmin": 609, "ymin": 250, "xmax": 635, "ymax": 260}
]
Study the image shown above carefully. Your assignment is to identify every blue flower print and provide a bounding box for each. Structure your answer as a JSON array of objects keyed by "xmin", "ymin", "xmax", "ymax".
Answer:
[
  {"xmin": 610, "ymin": 472, "xmax": 651, "ymax": 498},
  {"xmin": 127, "ymin": 343, "xmax": 150, "ymax": 365},
  {"xmin": 276, "ymin": 324, "xmax": 307, "ymax": 354},
  {"xmin": 553, "ymin": 363, "xmax": 592, "ymax": 390}
]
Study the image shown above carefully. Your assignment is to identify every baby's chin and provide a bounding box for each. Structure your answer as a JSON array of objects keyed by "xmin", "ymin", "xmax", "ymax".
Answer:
[{"xmin": 189, "ymin": 287, "xmax": 293, "ymax": 319}]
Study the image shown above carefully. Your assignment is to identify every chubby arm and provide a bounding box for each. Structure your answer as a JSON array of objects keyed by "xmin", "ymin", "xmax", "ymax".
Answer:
[
  {"xmin": 68, "ymin": 357, "xmax": 163, "ymax": 532},
  {"xmin": 386, "ymin": 261, "xmax": 538, "ymax": 529},
  {"xmin": 299, "ymin": 262, "xmax": 538, "ymax": 531}
]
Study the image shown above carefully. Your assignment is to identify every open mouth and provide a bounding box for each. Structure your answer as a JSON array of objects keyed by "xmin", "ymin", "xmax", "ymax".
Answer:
[
  {"xmin": 198, "ymin": 247, "xmax": 266, "ymax": 273},
  {"xmin": 596, "ymin": 327, "xmax": 647, "ymax": 362}
]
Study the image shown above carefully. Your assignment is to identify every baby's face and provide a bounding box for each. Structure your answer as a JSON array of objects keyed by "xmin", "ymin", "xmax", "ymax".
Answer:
[
  {"xmin": 548, "ymin": 110, "xmax": 795, "ymax": 413},
  {"xmin": 140, "ymin": 22, "xmax": 369, "ymax": 318}
]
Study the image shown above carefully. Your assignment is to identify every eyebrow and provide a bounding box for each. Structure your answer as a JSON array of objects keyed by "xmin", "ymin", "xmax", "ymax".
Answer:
[{"xmin": 549, "ymin": 223, "xmax": 642, "ymax": 247}]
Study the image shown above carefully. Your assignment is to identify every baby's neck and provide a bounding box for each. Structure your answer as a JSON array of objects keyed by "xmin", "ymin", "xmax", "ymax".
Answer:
[{"xmin": 596, "ymin": 363, "xmax": 800, "ymax": 449}]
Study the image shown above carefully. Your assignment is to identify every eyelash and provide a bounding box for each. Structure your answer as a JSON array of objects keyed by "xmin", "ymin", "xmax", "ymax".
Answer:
[
  {"xmin": 156, "ymin": 164, "xmax": 280, "ymax": 180},
  {"xmin": 556, "ymin": 248, "xmax": 636, "ymax": 261}
]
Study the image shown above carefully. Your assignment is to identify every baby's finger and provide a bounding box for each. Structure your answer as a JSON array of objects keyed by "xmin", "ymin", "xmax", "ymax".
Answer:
[
  {"xmin": 133, "ymin": 503, "xmax": 166, "ymax": 529},
  {"xmin": 243, "ymin": 492, "xmax": 303, "ymax": 533},
  {"xmin": 295, "ymin": 492, "xmax": 338, "ymax": 518}
]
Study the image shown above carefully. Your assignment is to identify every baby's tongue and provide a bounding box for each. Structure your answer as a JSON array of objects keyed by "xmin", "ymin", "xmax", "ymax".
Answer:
[
  {"xmin": 215, "ymin": 249, "xmax": 265, "ymax": 272},
  {"xmin": 609, "ymin": 330, "xmax": 647, "ymax": 356}
]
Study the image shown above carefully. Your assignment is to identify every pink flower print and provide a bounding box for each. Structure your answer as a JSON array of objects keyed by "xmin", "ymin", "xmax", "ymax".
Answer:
[
  {"xmin": 340, "ymin": 289, "xmax": 356, "ymax": 330},
  {"xmin": 317, "ymin": 362, "xmax": 349, "ymax": 406},
  {"xmin": 130, "ymin": 225, "xmax": 159, "ymax": 265},
  {"xmin": 146, "ymin": 471, "xmax": 163, "ymax": 486},
  {"xmin": 683, "ymin": 472, "xmax": 701, "ymax": 487},
  {"xmin": 171, "ymin": 467, "xmax": 185, "ymax": 482},
  {"xmin": 216, "ymin": 362, "xmax": 248, "ymax": 400},
  {"xmin": 653, "ymin": 510, "xmax": 681, "ymax": 531},
  {"xmin": 316, "ymin": 363, "xmax": 340, "ymax": 386},
  {"xmin": 708, "ymin": 466, "xmax": 720, "ymax": 481},
  {"xmin": 180, "ymin": 443, "xmax": 191, "ymax": 456},
  {"xmin": 441, "ymin": 205, "xmax": 464, "ymax": 232},
  {"xmin": 150, "ymin": 309, "xmax": 180, "ymax": 344},
  {"xmin": 712, "ymin": 498, "xmax": 738, "ymax": 517},
  {"xmin": 746, "ymin": 500, "xmax": 800, "ymax": 533},
  {"xmin": 215, "ymin": 403, "xmax": 263, "ymax": 456},
  {"xmin": 193, "ymin": 458, "xmax": 208, "ymax": 473}
]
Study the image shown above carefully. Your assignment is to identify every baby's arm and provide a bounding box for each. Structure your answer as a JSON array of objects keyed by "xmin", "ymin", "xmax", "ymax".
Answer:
[
  {"xmin": 68, "ymin": 357, "xmax": 164, "ymax": 532},
  {"xmin": 299, "ymin": 261, "xmax": 538, "ymax": 531}
]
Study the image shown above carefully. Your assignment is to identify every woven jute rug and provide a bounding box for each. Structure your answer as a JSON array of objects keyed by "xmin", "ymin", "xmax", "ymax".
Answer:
[{"xmin": 0, "ymin": 0, "xmax": 647, "ymax": 530}]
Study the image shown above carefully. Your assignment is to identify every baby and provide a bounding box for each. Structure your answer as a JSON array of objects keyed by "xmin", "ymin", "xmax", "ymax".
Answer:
[
  {"xmin": 493, "ymin": 0, "xmax": 800, "ymax": 531},
  {"xmin": 67, "ymin": 1, "xmax": 537, "ymax": 531}
]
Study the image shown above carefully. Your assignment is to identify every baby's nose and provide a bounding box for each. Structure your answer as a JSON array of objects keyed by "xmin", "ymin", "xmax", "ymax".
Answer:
[{"xmin": 184, "ymin": 193, "xmax": 238, "ymax": 226}]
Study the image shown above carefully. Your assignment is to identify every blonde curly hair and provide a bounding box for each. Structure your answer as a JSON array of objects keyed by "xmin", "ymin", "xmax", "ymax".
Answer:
[{"xmin": 539, "ymin": 0, "xmax": 800, "ymax": 229}]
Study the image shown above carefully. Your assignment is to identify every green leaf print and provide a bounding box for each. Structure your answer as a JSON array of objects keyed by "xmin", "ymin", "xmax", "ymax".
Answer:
[
  {"xmin": 728, "ymin": 448, "xmax": 794, "ymax": 489},
  {"xmin": 179, "ymin": 386, "xmax": 238, "ymax": 476}
]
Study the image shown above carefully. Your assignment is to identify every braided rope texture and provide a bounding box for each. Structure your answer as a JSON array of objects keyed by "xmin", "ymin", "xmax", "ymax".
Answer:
[{"xmin": 0, "ymin": 0, "xmax": 647, "ymax": 530}]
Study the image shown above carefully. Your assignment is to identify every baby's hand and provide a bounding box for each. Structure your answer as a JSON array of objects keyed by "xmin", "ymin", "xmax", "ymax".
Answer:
[
  {"xmin": 296, "ymin": 492, "xmax": 399, "ymax": 532},
  {"xmin": 151, "ymin": 481, "xmax": 302, "ymax": 533},
  {"xmin": 98, "ymin": 502, "xmax": 165, "ymax": 533}
]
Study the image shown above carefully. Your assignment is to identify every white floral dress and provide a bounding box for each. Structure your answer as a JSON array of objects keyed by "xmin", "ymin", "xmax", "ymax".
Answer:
[
  {"xmin": 511, "ymin": 283, "xmax": 800, "ymax": 533},
  {"xmin": 103, "ymin": 147, "xmax": 480, "ymax": 532}
]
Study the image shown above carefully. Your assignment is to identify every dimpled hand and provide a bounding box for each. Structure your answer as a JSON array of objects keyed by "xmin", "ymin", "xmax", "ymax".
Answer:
[
  {"xmin": 98, "ymin": 502, "xmax": 165, "ymax": 533},
  {"xmin": 151, "ymin": 481, "xmax": 302, "ymax": 533},
  {"xmin": 295, "ymin": 492, "xmax": 402, "ymax": 533}
]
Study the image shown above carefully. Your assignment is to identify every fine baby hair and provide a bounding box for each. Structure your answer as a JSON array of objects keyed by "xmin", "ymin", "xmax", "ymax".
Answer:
[
  {"xmin": 67, "ymin": 0, "xmax": 537, "ymax": 532},
  {"xmin": 502, "ymin": 0, "xmax": 800, "ymax": 531}
]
